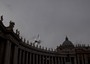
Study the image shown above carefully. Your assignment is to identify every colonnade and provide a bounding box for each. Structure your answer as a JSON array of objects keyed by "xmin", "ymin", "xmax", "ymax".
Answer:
[
  {"xmin": 17, "ymin": 48, "xmax": 77, "ymax": 64},
  {"xmin": 76, "ymin": 54, "xmax": 90, "ymax": 64},
  {"xmin": 11, "ymin": 45, "xmax": 90, "ymax": 64},
  {"xmin": 0, "ymin": 39, "xmax": 90, "ymax": 64},
  {"xmin": 18, "ymin": 49, "xmax": 62, "ymax": 64}
]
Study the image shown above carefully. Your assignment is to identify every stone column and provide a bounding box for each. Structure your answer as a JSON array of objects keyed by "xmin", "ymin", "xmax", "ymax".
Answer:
[
  {"xmin": 19, "ymin": 50, "xmax": 22, "ymax": 64},
  {"xmin": 23, "ymin": 51, "xmax": 25, "ymax": 64},
  {"xmin": 42, "ymin": 55, "xmax": 44, "ymax": 64},
  {"xmin": 38, "ymin": 55, "xmax": 40, "ymax": 64},
  {"xmin": 60, "ymin": 57, "xmax": 62, "ymax": 64},
  {"xmin": 51, "ymin": 56, "xmax": 53, "ymax": 64},
  {"xmin": 36, "ymin": 54, "xmax": 38, "ymax": 64},
  {"xmin": 55, "ymin": 57, "xmax": 57, "ymax": 64},
  {"xmin": 76, "ymin": 54, "xmax": 78, "ymax": 64},
  {"xmin": 59, "ymin": 57, "xmax": 61, "ymax": 64},
  {"xmin": 4, "ymin": 41, "xmax": 11, "ymax": 64},
  {"xmin": 26, "ymin": 52, "xmax": 29, "ymax": 64},
  {"xmin": 82, "ymin": 54, "xmax": 85, "ymax": 64},
  {"xmin": 0, "ymin": 41, "xmax": 5, "ymax": 64},
  {"xmin": 50, "ymin": 56, "xmax": 51, "ymax": 64},
  {"xmin": 84, "ymin": 54, "xmax": 86, "ymax": 64},
  {"xmin": 13, "ymin": 46, "xmax": 18, "ymax": 64},
  {"xmin": 77, "ymin": 54, "xmax": 80, "ymax": 64},
  {"xmin": 40, "ymin": 55, "xmax": 41, "ymax": 64},
  {"xmin": 76, "ymin": 54, "xmax": 79, "ymax": 64},
  {"xmin": 45, "ymin": 56, "xmax": 47, "ymax": 64},
  {"xmin": 61, "ymin": 57, "xmax": 64, "ymax": 64},
  {"xmin": 84, "ymin": 54, "xmax": 88, "ymax": 64},
  {"xmin": 81, "ymin": 54, "xmax": 84, "ymax": 64},
  {"xmin": 53, "ymin": 57, "xmax": 55, "ymax": 64},
  {"xmin": 58, "ymin": 57, "xmax": 60, "ymax": 64},
  {"xmin": 33, "ymin": 54, "xmax": 35, "ymax": 64},
  {"xmin": 49, "ymin": 56, "xmax": 50, "ymax": 64},
  {"xmin": 64, "ymin": 57, "xmax": 65, "ymax": 64},
  {"xmin": 74, "ymin": 57, "xmax": 77, "ymax": 64},
  {"xmin": 29, "ymin": 53, "xmax": 31, "ymax": 64}
]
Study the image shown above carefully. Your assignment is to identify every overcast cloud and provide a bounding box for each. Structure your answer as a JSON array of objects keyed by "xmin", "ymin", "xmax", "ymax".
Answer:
[{"xmin": 0, "ymin": 0, "xmax": 90, "ymax": 49}]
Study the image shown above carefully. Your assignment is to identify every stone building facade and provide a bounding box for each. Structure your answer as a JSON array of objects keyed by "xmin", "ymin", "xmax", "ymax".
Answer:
[{"xmin": 0, "ymin": 16, "xmax": 90, "ymax": 64}]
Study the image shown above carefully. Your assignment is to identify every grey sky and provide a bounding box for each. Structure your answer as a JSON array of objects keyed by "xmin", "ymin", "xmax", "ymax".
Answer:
[{"xmin": 0, "ymin": 0, "xmax": 90, "ymax": 48}]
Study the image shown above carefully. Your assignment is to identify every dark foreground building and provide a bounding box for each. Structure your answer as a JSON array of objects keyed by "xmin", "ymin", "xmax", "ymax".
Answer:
[{"xmin": 0, "ymin": 16, "xmax": 90, "ymax": 64}]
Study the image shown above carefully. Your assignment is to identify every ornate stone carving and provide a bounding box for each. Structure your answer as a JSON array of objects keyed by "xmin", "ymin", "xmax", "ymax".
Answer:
[
  {"xmin": 9, "ymin": 21, "xmax": 15, "ymax": 28},
  {"xmin": 6, "ymin": 21, "xmax": 15, "ymax": 31}
]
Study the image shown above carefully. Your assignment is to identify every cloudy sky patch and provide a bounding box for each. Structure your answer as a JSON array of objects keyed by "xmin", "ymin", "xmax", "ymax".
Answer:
[{"xmin": 0, "ymin": 0, "xmax": 90, "ymax": 48}]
